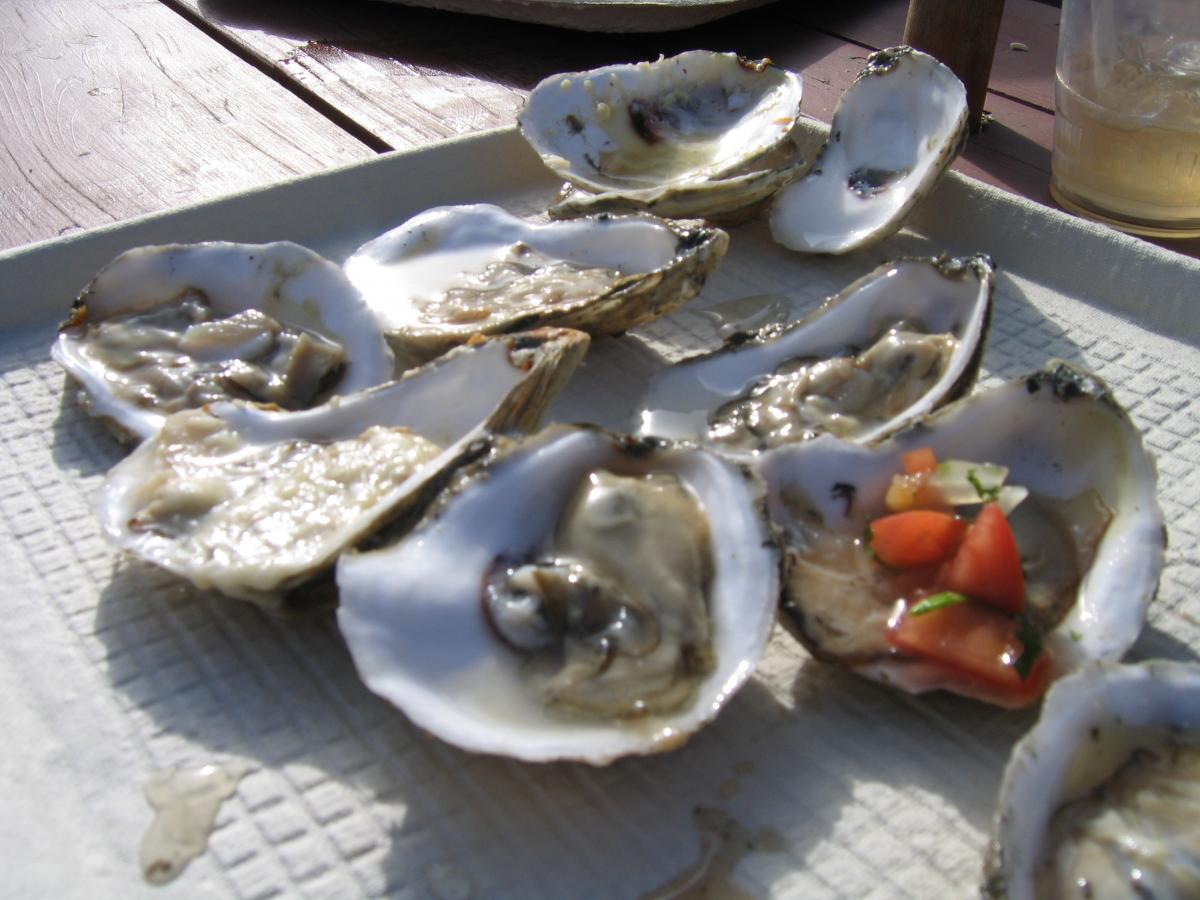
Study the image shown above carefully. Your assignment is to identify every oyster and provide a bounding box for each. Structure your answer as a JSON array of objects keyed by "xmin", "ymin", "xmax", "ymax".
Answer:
[
  {"xmin": 984, "ymin": 661, "xmax": 1200, "ymax": 899},
  {"xmin": 518, "ymin": 51, "xmax": 805, "ymax": 221},
  {"xmin": 97, "ymin": 329, "xmax": 589, "ymax": 611},
  {"xmin": 336, "ymin": 425, "xmax": 779, "ymax": 764},
  {"xmin": 770, "ymin": 46, "xmax": 968, "ymax": 255},
  {"xmin": 344, "ymin": 204, "xmax": 727, "ymax": 361},
  {"xmin": 760, "ymin": 362, "xmax": 1163, "ymax": 706},
  {"xmin": 52, "ymin": 242, "xmax": 395, "ymax": 442},
  {"xmin": 636, "ymin": 254, "xmax": 992, "ymax": 454}
]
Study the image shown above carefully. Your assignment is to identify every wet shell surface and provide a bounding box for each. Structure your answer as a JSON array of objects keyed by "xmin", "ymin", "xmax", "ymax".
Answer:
[
  {"xmin": 984, "ymin": 661, "xmax": 1200, "ymax": 899},
  {"xmin": 52, "ymin": 241, "xmax": 395, "ymax": 442},
  {"xmin": 760, "ymin": 362, "xmax": 1164, "ymax": 706},
  {"xmin": 770, "ymin": 46, "xmax": 968, "ymax": 255},
  {"xmin": 97, "ymin": 329, "xmax": 589, "ymax": 611},
  {"xmin": 518, "ymin": 50, "xmax": 804, "ymax": 219},
  {"xmin": 336, "ymin": 424, "xmax": 780, "ymax": 764},
  {"xmin": 344, "ymin": 204, "xmax": 727, "ymax": 361},
  {"xmin": 635, "ymin": 254, "xmax": 993, "ymax": 455}
]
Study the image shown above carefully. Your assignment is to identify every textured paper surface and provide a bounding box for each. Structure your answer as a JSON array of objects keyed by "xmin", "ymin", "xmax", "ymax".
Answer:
[{"xmin": 3, "ymin": 128, "xmax": 1199, "ymax": 898}]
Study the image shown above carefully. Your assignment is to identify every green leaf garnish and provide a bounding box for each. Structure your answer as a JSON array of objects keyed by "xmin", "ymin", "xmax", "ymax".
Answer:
[
  {"xmin": 909, "ymin": 591, "xmax": 969, "ymax": 616},
  {"xmin": 1013, "ymin": 614, "xmax": 1044, "ymax": 680},
  {"xmin": 967, "ymin": 468, "xmax": 1001, "ymax": 503},
  {"xmin": 861, "ymin": 523, "xmax": 875, "ymax": 559}
]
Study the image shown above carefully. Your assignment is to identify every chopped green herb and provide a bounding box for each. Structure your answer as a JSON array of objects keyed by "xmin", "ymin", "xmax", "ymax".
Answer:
[
  {"xmin": 1013, "ymin": 614, "xmax": 1043, "ymax": 680},
  {"xmin": 1070, "ymin": 629, "xmax": 1082, "ymax": 642},
  {"xmin": 861, "ymin": 523, "xmax": 875, "ymax": 559},
  {"xmin": 967, "ymin": 468, "xmax": 1001, "ymax": 503},
  {"xmin": 909, "ymin": 591, "xmax": 969, "ymax": 616}
]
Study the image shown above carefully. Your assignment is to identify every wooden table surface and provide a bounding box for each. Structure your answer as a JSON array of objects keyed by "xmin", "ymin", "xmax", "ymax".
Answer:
[{"xmin": 3, "ymin": 0, "xmax": 1195, "ymax": 258}]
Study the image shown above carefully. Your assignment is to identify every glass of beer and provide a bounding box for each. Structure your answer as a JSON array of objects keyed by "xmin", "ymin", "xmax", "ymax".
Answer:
[{"xmin": 1051, "ymin": 0, "xmax": 1200, "ymax": 238}]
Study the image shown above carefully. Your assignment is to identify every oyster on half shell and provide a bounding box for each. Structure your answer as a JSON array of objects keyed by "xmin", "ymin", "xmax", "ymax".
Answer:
[
  {"xmin": 760, "ymin": 362, "xmax": 1163, "ymax": 707},
  {"xmin": 635, "ymin": 254, "xmax": 993, "ymax": 455},
  {"xmin": 336, "ymin": 424, "xmax": 779, "ymax": 764},
  {"xmin": 344, "ymin": 204, "xmax": 727, "ymax": 362},
  {"xmin": 53, "ymin": 242, "xmax": 394, "ymax": 443},
  {"xmin": 770, "ymin": 46, "xmax": 968, "ymax": 255},
  {"xmin": 518, "ymin": 51, "xmax": 805, "ymax": 221},
  {"xmin": 984, "ymin": 661, "xmax": 1200, "ymax": 899},
  {"xmin": 97, "ymin": 329, "xmax": 589, "ymax": 611}
]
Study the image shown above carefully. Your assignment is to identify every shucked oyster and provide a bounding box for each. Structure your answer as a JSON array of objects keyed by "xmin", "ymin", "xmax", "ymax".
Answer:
[
  {"xmin": 760, "ymin": 362, "xmax": 1163, "ymax": 707},
  {"xmin": 98, "ymin": 329, "xmax": 588, "ymax": 611},
  {"xmin": 636, "ymin": 254, "xmax": 992, "ymax": 454},
  {"xmin": 53, "ymin": 242, "xmax": 394, "ymax": 442},
  {"xmin": 518, "ymin": 51, "xmax": 805, "ymax": 221},
  {"xmin": 344, "ymin": 204, "xmax": 727, "ymax": 362},
  {"xmin": 336, "ymin": 425, "xmax": 779, "ymax": 763},
  {"xmin": 770, "ymin": 47, "xmax": 968, "ymax": 255},
  {"xmin": 984, "ymin": 662, "xmax": 1200, "ymax": 899}
]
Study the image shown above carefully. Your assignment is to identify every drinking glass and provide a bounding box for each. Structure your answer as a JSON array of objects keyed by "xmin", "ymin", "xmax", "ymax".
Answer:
[{"xmin": 1051, "ymin": 0, "xmax": 1200, "ymax": 237}]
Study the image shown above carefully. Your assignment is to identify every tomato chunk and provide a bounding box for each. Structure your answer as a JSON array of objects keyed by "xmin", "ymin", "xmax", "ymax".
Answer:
[
  {"xmin": 869, "ymin": 510, "xmax": 966, "ymax": 568},
  {"xmin": 887, "ymin": 600, "xmax": 1051, "ymax": 706},
  {"xmin": 937, "ymin": 503, "xmax": 1026, "ymax": 613},
  {"xmin": 902, "ymin": 447, "xmax": 938, "ymax": 475}
]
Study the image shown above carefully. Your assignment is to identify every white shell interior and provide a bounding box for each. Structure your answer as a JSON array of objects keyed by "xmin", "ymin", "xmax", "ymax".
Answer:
[
  {"xmin": 988, "ymin": 661, "xmax": 1200, "ymax": 900},
  {"xmin": 635, "ymin": 255, "xmax": 991, "ymax": 448},
  {"xmin": 336, "ymin": 425, "xmax": 779, "ymax": 764},
  {"xmin": 759, "ymin": 364, "xmax": 1164, "ymax": 686},
  {"xmin": 344, "ymin": 204, "xmax": 689, "ymax": 335},
  {"xmin": 770, "ymin": 48, "xmax": 967, "ymax": 255},
  {"xmin": 518, "ymin": 50, "xmax": 803, "ymax": 194},
  {"xmin": 52, "ymin": 241, "xmax": 395, "ymax": 441}
]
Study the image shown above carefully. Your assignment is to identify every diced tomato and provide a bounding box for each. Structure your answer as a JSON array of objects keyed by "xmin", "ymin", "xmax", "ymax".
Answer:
[
  {"xmin": 902, "ymin": 447, "xmax": 938, "ymax": 475},
  {"xmin": 886, "ymin": 600, "xmax": 1051, "ymax": 706},
  {"xmin": 869, "ymin": 510, "xmax": 966, "ymax": 568},
  {"xmin": 936, "ymin": 503, "xmax": 1026, "ymax": 614}
]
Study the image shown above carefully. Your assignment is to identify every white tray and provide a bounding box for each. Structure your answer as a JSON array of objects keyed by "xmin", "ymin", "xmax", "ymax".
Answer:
[{"xmin": 3, "ymin": 126, "xmax": 1199, "ymax": 899}]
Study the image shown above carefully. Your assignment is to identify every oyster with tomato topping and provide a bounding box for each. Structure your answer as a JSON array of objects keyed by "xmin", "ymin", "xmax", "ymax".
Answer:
[{"xmin": 759, "ymin": 362, "xmax": 1163, "ymax": 707}]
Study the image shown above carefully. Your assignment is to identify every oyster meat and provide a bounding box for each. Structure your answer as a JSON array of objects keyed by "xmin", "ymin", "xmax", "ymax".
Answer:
[
  {"xmin": 98, "ymin": 329, "xmax": 589, "ymax": 611},
  {"xmin": 53, "ymin": 242, "xmax": 395, "ymax": 442},
  {"xmin": 518, "ymin": 51, "xmax": 805, "ymax": 221},
  {"xmin": 636, "ymin": 254, "xmax": 992, "ymax": 454},
  {"xmin": 344, "ymin": 204, "xmax": 727, "ymax": 361},
  {"xmin": 760, "ymin": 362, "xmax": 1164, "ymax": 706},
  {"xmin": 770, "ymin": 47, "xmax": 968, "ymax": 255},
  {"xmin": 985, "ymin": 661, "xmax": 1200, "ymax": 899},
  {"xmin": 336, "ymin": 424, "xmax": 779, "ymax": 763}
]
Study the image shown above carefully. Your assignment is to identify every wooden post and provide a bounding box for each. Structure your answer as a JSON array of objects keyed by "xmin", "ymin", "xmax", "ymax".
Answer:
[{"xmin": 903, "ymin": 0, "xmax": 1006, "ymax": 133}]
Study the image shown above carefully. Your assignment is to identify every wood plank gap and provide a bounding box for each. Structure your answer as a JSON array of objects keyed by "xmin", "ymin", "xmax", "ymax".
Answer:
[
  {"xmin": 986, "ymin": 86, "xmax": 1054, "ymax": 117},
  {"xmin": 155, "ymin": 0, "xmax": 394, "ymax": 154}
]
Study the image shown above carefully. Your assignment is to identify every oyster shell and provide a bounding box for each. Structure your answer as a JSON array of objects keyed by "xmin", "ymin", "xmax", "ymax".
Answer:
[
  {"xmin": 344, "ymin": 204, "xmax": 727, "ymax": 362},
  {"xmin": 52, "ymin": 241, "xmax": 395, "ymax": 442},
  {"xmin": 336, "ymin": 424, "xmax": 780, "ymax": 764},
  {"xmin": 984, "ymin": 661, "xmax": 1200, "ymax": 899},
  {"xmin": 518, "ymin": 51, "xmax": 804, "ymax": 220},
  {"xmin": 761, "ymin": 362, "xmax": 1164, "ymax": 706},
  {"xmin": 97, "ymin": 329, "xmax": 589, "ymax": 611},
  {"xmin": 770, "ymin": 46, "xmax": 968, "ymax": 255},
  {"xmin": 635, "ymin": 254, "xmax": 993, "ymax": 454}
]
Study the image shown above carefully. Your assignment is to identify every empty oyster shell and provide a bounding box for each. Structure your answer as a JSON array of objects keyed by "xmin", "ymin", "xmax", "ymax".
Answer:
[
  {"xmin": 984, "ymin": 661, "xmax": 1200, "ymax": 899},
  {"xmin": 52, "ymin": 242, "xmax": 395, "ymax": 442},
  {"xmin": 336, "ymin": 424, "xmax": 780, "ymax": 764},
  {"xmin": 761, "ymin": 362, "xmax": 1164, "ymax": 706},
  {"xmin": 344, "ymin": 204, "xmax": 727, "ymax": 362},
  {"xmin": 518, "ymin": 51, "xmax": 804, "ymax": 220},
  {"xmin": 635, "ymin": 254, "xmax": 992, "ymax": 454},
  {"xmin": 97, "ymin": 329, "xmax": 589, "ymax": 611},
  {"xmin": 770, "ymin": 46, "xmax": 968, "ymax": 255}
]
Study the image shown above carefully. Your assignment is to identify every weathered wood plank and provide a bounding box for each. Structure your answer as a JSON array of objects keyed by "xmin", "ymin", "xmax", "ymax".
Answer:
[
  {"xmin": 0, "ymin": 0, "xmax": 373, "ymax": 252},
  {"xmin": 167, "ymin": 1, "xmax": 1054, "ymax": 203}
]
